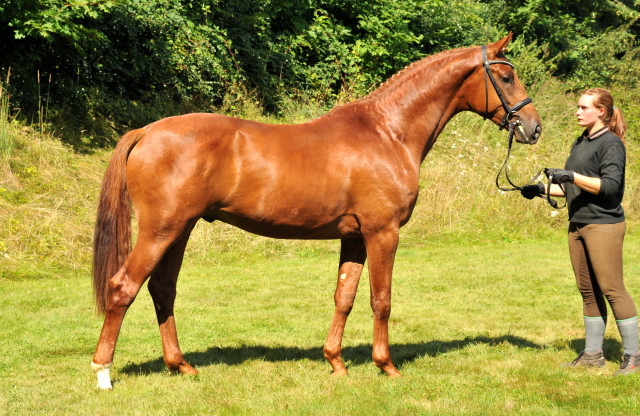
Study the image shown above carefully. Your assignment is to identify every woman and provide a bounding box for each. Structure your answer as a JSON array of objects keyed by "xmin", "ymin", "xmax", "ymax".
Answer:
[{"xmin": 522, "ymin": 88, "xmax": 639, "ymax": 375}]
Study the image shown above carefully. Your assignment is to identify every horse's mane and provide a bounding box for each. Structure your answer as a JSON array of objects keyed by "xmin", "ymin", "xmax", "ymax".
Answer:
[
  {"xmin": 314, "ymin": 45, "xmax": 475, "ymax": 120},
  {"xmin": 363, "ymin": 46, "xmax": 472, "ymax": 101}
]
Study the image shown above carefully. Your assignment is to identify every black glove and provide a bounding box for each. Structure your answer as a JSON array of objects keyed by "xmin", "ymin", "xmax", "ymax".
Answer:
[
  {"xmin": 545, "ymin": 168, "xmax": 574, "ymax": 184},
  {"xmin": 521, "ymin": 182, "xmax": 545, "ymax": 200}
]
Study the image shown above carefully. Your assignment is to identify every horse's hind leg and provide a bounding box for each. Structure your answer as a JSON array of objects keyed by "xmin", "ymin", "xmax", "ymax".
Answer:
[
  {"xmin": 324, "ymin": 238, "xmax": 367, "ymax": 376},
  {"xmin": 92, "ymin": 222, "xmax": 193, "ymax": 389},
  {"xmin": 147, "ymin": 230, "xmax": 197, "ymax": 375}
]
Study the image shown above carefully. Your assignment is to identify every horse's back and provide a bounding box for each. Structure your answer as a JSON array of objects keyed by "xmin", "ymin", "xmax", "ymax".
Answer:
[{"xmin": 130, "ymin": 112, "xmax": 380, "ymax": 183}]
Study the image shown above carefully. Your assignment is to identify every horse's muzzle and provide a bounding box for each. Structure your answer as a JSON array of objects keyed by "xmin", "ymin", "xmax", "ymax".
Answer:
[{"xmin": 515, "ymin": 120, "xmax": 541, "ymax": 144}]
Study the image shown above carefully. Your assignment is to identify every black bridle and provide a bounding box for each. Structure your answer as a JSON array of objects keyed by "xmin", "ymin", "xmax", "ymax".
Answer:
[{"xmin": 482, "ymin": 46, "xmax": 562, "ymax": 207}]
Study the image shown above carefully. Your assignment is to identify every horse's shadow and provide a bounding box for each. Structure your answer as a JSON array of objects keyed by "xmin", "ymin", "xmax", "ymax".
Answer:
[{"xmin": 120, "ymin": 334, "xmax": 543, "ymax": 375}]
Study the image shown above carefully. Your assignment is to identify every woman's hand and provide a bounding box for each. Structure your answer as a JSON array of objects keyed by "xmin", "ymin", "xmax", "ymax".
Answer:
[
  {"xmin": 520, "ymin": 182, "xmax": 545, "ymax": 199},
  {"xmin": 546, "ymin": 168, "xmax": 574, "ymax": 184}
]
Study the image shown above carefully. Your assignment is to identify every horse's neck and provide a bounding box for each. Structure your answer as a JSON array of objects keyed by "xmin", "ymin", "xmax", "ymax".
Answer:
[{"xmin": 366, "ymin": 48, "xmax": 477, "ymax": 164}]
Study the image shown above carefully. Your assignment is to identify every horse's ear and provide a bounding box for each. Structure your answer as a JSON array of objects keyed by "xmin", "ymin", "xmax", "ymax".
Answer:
[{"xmin": 487, "ymin": 32, "xmax": 513, "ymax": 57}]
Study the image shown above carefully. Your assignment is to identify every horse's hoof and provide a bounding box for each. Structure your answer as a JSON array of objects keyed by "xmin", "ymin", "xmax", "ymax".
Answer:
[
  {"xmin": 95, "ymin": 383, "xmax": 113, "ymax": 391},
  {"xmin": 385, "ymin": 367, "xmax": 402, "ymax": 378},
  {"xmin": 388, "ymin": 370, "xmax": 402, "ymax": 378},
  {"xmin": 331, "ymin": 368, "xmax": 349, "ymax": 377},
  {"xmin": 178, "ymin": 362, "xmax": 198, "ymax": 375},
  {"xmin": 377, "ymin": 363, "xmax": 402, "ymax": 378},
  {"xmin": 91, "ymin": 361, "xmax": 113, "ymax": 390}
]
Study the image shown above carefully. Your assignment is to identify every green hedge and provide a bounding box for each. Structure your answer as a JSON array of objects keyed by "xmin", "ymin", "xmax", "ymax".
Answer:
[{"xmin": 0, "ymin": 0, "xmax": 639, "ymax": 148}]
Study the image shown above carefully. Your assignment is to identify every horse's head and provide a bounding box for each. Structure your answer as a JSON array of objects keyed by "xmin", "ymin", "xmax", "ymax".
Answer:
[{"xmin": 465, "ymin": 32, "xmax": 542, "ymax": 144}]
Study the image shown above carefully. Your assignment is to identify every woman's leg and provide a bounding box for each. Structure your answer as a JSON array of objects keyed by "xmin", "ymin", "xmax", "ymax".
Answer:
[
  {"xmin": 568, "ymin": 223, "xmax": 607, "ymax": 354},
  {"xmin": 581, "ymin": 222, "xmax": 639, "ymax": 370}
]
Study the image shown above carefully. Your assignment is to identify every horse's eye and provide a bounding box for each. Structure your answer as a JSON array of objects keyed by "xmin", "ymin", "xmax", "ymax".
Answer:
[{"xmin": 502, "ymin": 75, "xmax": 513, "ymax": 84}]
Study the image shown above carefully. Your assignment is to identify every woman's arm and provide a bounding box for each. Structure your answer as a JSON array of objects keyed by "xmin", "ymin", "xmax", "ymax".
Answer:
[
  {"xmin": 542, "ymin": 183, "xmax": 569, "ymax": 198},
  {"xmin": 542, "ymin": 175, "xmax": 601, "ymax": 197},
  {"xmin": 572, "ymin": 173, "xmax": 601, "ymax": 194}
]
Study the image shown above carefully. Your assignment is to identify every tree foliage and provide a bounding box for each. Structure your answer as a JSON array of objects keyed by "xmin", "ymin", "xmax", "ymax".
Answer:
[{"xmin": 0, "ymin": 0, "xmax": 639, "ymax": 148}]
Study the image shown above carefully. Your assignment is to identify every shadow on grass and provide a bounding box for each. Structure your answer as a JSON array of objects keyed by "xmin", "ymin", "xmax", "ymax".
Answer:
[{"xmin": 120, "ymin": 334, "xmax": 542, "ymax": 375}]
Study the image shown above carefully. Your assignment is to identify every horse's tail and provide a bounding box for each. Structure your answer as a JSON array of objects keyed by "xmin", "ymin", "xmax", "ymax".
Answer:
[{"xmin": 92, "ymin": 128, "xmax": 146, "ymax": 314}]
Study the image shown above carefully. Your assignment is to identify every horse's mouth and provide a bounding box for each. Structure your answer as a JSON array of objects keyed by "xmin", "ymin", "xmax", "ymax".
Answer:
[{"xmin": 514, "ymin": 121, "xmax": 541, "ymax": 144}]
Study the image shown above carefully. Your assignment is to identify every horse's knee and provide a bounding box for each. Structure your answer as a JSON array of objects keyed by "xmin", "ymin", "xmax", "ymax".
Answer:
[
  {"xmin": 370, "ymin": 297, "xmax": 391, "ymax": 320},
  {"xmin": 334, "ymin": 297, "xmax": 354, "ymax": 315},
  {"xmin": 333, "ymin": 279, "xmax": 359, "ymax": 314}
]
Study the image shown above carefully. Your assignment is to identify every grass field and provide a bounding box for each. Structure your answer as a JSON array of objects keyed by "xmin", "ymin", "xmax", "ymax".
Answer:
[{"xmin": 2, "ymin": 234, "xmax": 640, "ymax": 415}]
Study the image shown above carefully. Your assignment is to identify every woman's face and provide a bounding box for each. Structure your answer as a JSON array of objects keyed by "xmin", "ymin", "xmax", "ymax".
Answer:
[{"xmin": 576, "ymin": 94, "xmax": 605, "ymax": 129}]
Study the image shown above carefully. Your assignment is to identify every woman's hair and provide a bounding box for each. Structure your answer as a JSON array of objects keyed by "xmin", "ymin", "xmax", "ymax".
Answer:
[{"xmin": 583, "ymin": 87, "xmax": 627, "ymax": 143}]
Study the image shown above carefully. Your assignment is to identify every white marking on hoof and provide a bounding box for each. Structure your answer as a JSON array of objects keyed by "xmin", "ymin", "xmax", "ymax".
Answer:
[
  {"xmin": 340, "ymin": 273, "xmax": 347, "ymax": 280},
  {"xmin": 91, "ymin": 361, "xmax": 113, "ymax": 390}
]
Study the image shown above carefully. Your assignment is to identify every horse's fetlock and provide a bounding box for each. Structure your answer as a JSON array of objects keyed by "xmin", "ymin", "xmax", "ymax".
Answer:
[
  {"xmin": 92, "ymin": 361, "xmax": 113, "ymax": 390},
  {"xmin": 165, "ymin": 360, "xmax": 181, "ymax": 372},
  {"xmin": 372, "ymin": 352, "xmax": 391, "ymax": 368},
  {"xmin": 164, "ymin": 351, "xmax": 186, "ymax": 372}
]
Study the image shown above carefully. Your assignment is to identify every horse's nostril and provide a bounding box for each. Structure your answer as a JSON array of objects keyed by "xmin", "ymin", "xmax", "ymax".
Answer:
[{"xmin": 535, "ymin": 125, "xmax": 542, "ymax": 136}]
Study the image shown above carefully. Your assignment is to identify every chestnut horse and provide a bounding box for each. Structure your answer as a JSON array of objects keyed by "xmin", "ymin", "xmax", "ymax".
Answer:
[{"xmin": 91, "ymin": 33, "xmax": 541, "ymax": 389}]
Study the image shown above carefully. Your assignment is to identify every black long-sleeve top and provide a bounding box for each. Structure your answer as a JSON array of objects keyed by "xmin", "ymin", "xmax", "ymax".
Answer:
[{"xmin": 564, "ymin": 127, "xmax": 625, "ymax": 224}]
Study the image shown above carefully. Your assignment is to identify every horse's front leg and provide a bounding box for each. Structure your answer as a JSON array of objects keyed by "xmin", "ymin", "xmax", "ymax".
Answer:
[
  {"xmin": 324, "ymin": 238, "xmax": 367, "ymax": 376},
  {"xmin": 364, "ymin": 227, "xmax": 402, "ymax": 377}
]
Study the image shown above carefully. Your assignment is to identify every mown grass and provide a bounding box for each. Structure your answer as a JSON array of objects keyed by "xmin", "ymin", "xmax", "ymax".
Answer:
[
  {"xmin": 2, "ymin": 238, "xmax": 640, "ymax": 415},
  {"xmin": 2, "ymin": 76, "xmax": 640, "ymax": 414}
]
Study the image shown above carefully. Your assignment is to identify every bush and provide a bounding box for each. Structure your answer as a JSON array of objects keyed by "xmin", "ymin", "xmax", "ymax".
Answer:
[
  {"xmin": 0, "ymin": 0, "xmax": 639, "ymax": 148},
  {"xmin": 489, "ymin": 0, "xmax": 640, "ymax": 89}
]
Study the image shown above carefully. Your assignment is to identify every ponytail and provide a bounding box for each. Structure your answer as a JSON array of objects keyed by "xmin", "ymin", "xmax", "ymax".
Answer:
[{"xmin": 609, "ymin": 106, "xmax": 627, "ymax": 144}]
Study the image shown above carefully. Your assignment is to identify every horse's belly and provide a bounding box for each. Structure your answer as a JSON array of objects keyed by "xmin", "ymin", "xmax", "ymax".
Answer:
[{"xmin": 210, "ymin": 210, "xmax": 362, "ymax": 240}]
